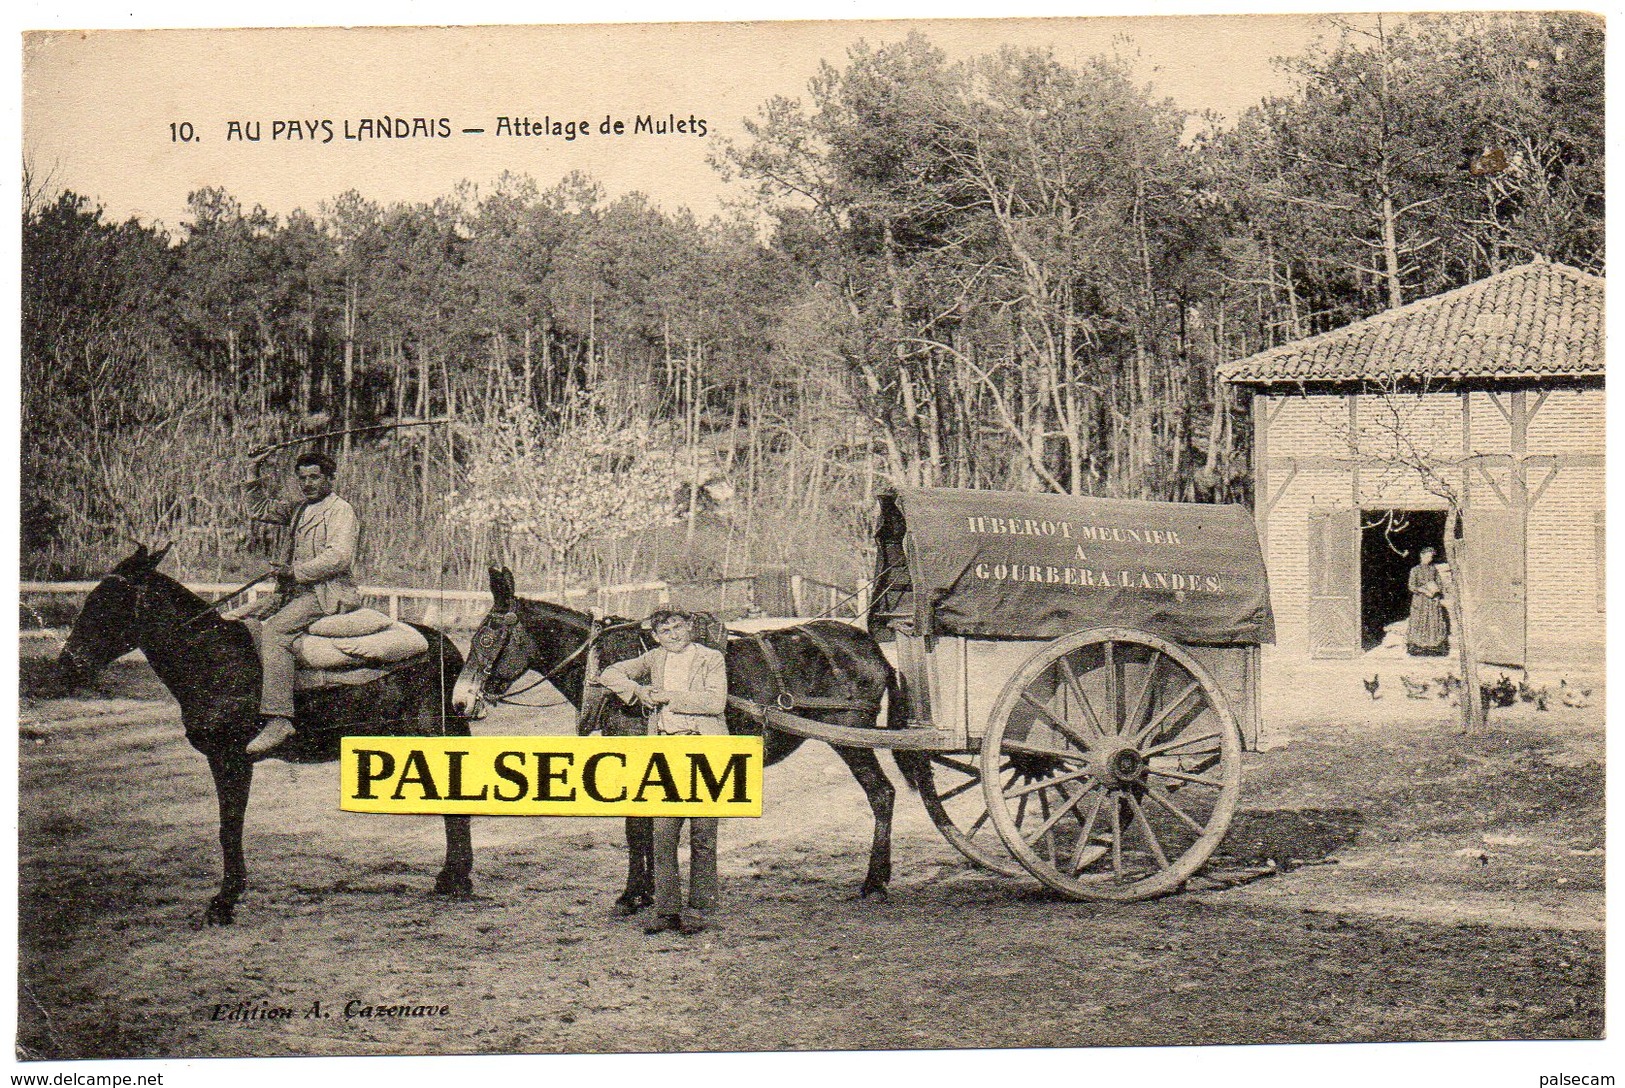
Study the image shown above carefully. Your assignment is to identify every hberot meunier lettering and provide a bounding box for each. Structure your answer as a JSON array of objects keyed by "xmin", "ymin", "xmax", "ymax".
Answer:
[{"xmin": 964, "ymin": 511, "xmax": 1218, "ymax": 593}]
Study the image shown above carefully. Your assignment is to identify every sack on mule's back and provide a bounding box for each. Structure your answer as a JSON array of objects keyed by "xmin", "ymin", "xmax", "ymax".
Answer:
[
  {"xmin": 292, "ymin": 634, "xmax": 364, "ymax": 670},
  {"xmin": 333, "ymin": 623, "xmax": 430, "ymax": 664},
  {"xmin": 307, "ymin": 607, "xmax": 394, "ymax": 638}
]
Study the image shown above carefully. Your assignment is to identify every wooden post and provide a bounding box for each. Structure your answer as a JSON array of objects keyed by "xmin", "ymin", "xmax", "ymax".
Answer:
[{"xmin": 1443, "ymin": 507, "xmax": 1485, "ymax": 730}]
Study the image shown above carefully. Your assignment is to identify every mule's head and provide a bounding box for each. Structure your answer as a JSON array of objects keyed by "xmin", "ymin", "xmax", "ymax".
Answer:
[
  {"xmin": 450, "ymin": 566, "xmax": 537, "ymax": 719},
  {"xmin": 58, "ymin": 543, "xmax": 173, "ymax": 687}
]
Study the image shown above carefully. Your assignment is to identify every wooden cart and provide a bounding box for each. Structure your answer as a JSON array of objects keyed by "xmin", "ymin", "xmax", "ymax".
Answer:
[{"xmin": 740, "ymin": 486, "xmax": 1275, "ymax": 902}]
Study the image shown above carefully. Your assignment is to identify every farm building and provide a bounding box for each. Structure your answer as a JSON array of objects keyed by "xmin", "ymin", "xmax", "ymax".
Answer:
[{"xmin": 1218, "ymin": 259, "xmax": 1604, "ymax": 671}]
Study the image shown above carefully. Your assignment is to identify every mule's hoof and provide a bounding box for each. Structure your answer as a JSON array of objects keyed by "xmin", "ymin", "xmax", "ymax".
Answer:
[
  {"xmin": 432, "ymin": 872, "xmax": 474, "ymax": 898},
  {"xmin": 614, "ymin": 893, "xmax": 654, "ymax": 916},
  {"xmin": 204, "ymin": 899, "xmax": 236, "ymax": 926},
  {"xmin": 859, "ymin": 883, "xmax": 890, "ymax": 903}
]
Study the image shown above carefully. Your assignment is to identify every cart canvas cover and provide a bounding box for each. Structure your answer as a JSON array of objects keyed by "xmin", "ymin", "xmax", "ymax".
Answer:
[{"xmin": 881, "ymin": 488, "xmax": 1274, "ymax": 645}]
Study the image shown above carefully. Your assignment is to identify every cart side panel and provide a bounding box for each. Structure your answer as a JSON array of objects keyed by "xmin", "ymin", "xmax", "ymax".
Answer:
[
  {"xmin": 1189, "ymin": 644, "xmax": 1261, "ymax": 750},
  {"xmin": 961, "ymin": 638, "xmax": 1054, "ymax": 745}
]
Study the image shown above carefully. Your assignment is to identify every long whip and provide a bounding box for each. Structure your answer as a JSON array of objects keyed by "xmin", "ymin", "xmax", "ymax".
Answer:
[{"xmin": 248, "ymin": 417, "xmax": 451, "ymax": 462}]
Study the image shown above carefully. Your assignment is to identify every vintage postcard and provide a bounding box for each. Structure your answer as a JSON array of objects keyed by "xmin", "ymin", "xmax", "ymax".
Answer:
[{"xmin": 14, "ymin": 5, "xmax": 1610, "ymax": 1084}]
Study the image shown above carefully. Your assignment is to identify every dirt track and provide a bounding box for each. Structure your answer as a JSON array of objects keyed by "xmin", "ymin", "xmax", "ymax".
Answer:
[{"xmin": 16, "ymin": 647, "xmax": 1605, "ymax": 1059}]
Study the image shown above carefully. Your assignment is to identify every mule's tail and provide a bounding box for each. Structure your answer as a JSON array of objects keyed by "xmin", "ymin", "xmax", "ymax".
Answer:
[{"xmin": 885, "ymin": 662, "xmax": 926, "ymax": 795}]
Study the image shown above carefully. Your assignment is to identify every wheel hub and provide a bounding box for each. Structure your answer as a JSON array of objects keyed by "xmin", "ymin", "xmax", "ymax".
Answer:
[{"xmin": 1099, "ymin": 746, "xmax": 1147, "ymax": 787}]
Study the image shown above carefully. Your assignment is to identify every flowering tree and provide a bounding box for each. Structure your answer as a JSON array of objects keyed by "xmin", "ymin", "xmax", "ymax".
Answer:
[
  {"xmin": 1324, "ymin": 380, "xmax": 1487, "ymax": 729},
  {"xmin": 450, "ymin": 397, "xmax": 682, "ymax": 581}
]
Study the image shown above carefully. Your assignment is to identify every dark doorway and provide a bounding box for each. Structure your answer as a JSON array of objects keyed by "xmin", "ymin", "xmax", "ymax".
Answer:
[{"xmin": 1360, "ymin": 508, "xmax": 1449, "ymax": 651}]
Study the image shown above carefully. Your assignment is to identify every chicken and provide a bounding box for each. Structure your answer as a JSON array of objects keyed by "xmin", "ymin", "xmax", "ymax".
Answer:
[
  {"xmin": 1399, "ymin": 675, "xmax": 1431, "ymax": 699},
  {"xmin": 1363, "ymin": 675, "xmax": 1381, "ymax": 701},
  {"xmin": 1559, "ymin": 679, "xmax": 1593, "ymax": 708},
  {"xmin": 1481, "ymin": 674, "xmax": 1518, "ymax": 709}
]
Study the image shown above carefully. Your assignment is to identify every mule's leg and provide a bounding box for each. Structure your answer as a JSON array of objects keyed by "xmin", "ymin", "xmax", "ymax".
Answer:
[
  {"xmin": 206, "ymin": 754, "xmax": 254, "ymax": 925},
  {"xmin": 434, "ymin": 690, "xmax": 476, "ymax": 897},
  {"xmin": 434, "ymin": 816, "xmax": 475, "ymax": 897},
  {"xmin": 831, "ymin": 745, "xmax": 897, "ymax": 901},
  {"xmin": 605, "ymin": 711, "xmax": 654, "ymax": 911},
  {"xmin": 616, "ymin": 817, "xmax": 655, "ymax": 913}
]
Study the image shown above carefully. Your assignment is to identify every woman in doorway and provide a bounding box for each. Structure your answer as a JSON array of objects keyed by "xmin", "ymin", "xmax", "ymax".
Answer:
[{"xmin": 1406, "ymin": 546, "xmax": 1450, "ymax": 656}]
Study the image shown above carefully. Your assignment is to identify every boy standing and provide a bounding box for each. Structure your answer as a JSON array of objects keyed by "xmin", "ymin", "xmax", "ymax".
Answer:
[{"xmin": 600, "ymin": 610, "xmax": 728, "ymax": 936}]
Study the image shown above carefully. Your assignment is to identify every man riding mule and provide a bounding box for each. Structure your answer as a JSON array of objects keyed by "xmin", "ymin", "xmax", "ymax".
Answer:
[
  {"xmin": 245, "ymin": 449, "xmax": 362, "ymax": 757},
  {"xmin": 56, "ymin": 543, "xmax": 473, "ymax": 924}
]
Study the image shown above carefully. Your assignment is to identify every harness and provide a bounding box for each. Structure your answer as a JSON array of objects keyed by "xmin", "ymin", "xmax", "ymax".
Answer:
[
  {"xmin": 473, "ymin": 610, "xmax": 646, "ymax": 711},
  {"xmin": 737, "ymin": 624, "xmax": 879, "ymax": 714},
  {"xmin": 578, "ymin": 614, "xmax": 652, "ymax": 733},
  {"xmin": 471, "ymin": 607, "xmax": 879, "ymax": 721}
]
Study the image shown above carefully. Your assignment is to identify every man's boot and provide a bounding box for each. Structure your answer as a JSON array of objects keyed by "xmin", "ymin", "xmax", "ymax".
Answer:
[{"xmin": 246, "ymin": 716, "xmax": 296, "ymax": 758}]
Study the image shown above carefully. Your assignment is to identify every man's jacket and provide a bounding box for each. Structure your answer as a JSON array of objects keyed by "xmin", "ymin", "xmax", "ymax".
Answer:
[
  {"xmin": 252, "ymin": 492, "xmax": 362, "ymax": 615},
  {"xmin": 599, "ymin": 645, "xmax": 728, "ymax": 735}
]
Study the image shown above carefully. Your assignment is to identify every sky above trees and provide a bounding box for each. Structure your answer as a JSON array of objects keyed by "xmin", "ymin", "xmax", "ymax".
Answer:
[{"xmin": 23, "ymin": 12, "xmax": 1377, "ymax": 231}]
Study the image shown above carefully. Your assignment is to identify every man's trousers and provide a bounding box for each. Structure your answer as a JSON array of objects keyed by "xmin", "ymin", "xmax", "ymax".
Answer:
[
  {"xmin": 259, "ymin": 590, "xmax": 326, "ymax": 719},
  {"xmin": 652, "ymin": 816, "xmax": 718, "ymax": 918}
]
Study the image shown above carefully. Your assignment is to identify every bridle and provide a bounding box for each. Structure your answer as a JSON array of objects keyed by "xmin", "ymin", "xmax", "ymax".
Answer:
[{"xmin": 463, "ymin": 608, "xmax": 642, "ymax": 712}]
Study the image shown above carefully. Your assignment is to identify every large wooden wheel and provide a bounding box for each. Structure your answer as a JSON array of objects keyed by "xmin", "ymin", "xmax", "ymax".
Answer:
[
  {"xmin": 917, "ymin": 753, "xmax": 1026, "ymax": 877},
  {"xmin": 979, "ymin": 628, "xmax": 1243, "ymax": 901}
]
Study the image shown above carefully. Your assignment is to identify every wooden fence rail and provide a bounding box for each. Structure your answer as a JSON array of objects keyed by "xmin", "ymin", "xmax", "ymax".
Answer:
[{"xmin": 19, "ymin": 572, "xmax": 861, "ymax": 635}]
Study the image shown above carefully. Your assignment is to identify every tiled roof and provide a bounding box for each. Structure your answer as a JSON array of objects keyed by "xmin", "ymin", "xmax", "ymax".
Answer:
[{"xmin": 1218, "ymin": 260, "xmax": 1604, "ymax": 385}]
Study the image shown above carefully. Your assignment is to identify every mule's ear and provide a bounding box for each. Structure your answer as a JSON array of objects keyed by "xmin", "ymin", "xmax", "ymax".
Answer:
[
  {"xmin": 150, "ymin": 541, "xmax": 174, "ymax": 567},
  {"xmin": 490, "ymin": 567, "xmax": 514, "ymax": 608},
  {"xmin": 132, "ymin": 543, "xmax": 150, "ymax": 561}
]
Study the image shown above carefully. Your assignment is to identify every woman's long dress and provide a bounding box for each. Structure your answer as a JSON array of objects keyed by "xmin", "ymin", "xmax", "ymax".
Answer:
[{"xmin": 1406, "ymin": 563, "xmax": 1449, "ymax": 656}]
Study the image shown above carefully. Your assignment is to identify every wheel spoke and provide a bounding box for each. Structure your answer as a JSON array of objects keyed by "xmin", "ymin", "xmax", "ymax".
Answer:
[
  {"xmin": 1054, "ymin": 654, "xmax": 1108, "ymax": 743},
  {"xmin": 936, "ymin": 776, "xmax": 982, "ymax": 803},
  {"xmin": 1000, "ymin": 738, "xmax": 1090, "ymax": 764},
  {"xmin": 966, "ymin": 807, "xmax": 994, "ymax": 839},
  {"xmin": 1069, "ymin": 786, "xmax": 1109, "ymax": 872},
  {"xmin": 1142, "ymin": 730, "xmax": 1220, "ymax": 758},
  {"xmin": 1018, "ymin": 691, "xmax": 1098, "ymax": 752},
  {"xmin": 1144, "ymin": 783, "xmax": 1208, "ymax": 836},
  {"xmin": 1129, "ymin": 682, "xmax": 1202, "ymax": 746},
  {"xmin": 1181, "ymin": 753, "xmax": 1222, "ymax": 776},
  {"xmin": 1021, "ymin": 783, "xmax": 1090, "ymax": 847},
  {"xmin": 1125, "ymin": 649, "xmax": 1161, "ymax": 741},
  {"xmin": 1109, "ymin": 793, "xmax": 1124, "ymax": 875},
  {"xmin": 1124, "ymin": 791, "xmax": 1170, "ymax": 869},
  {"xmin": 1146, "ymin": 766, "xmax": 1225, "ymax": 789},
  {"xmin": 931, "ymin": 755, "xmax": 979, "ymax": 777},
  {"xmin": 1037, "ymin": 789, "xmax": 1055, "ymax": 861},
  {"xmin": 1103, "ymin": 640, "xmax": 1119, "ymax": 734},
  {"xmin": 1003, "ymin": 766, "xmax": 1094, "ymax": 800}
]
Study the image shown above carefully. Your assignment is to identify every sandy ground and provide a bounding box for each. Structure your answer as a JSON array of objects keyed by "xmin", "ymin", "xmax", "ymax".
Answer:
[{"xmin": 15, "ymin": 640, "xmax": 1604, "ymax": 1059}]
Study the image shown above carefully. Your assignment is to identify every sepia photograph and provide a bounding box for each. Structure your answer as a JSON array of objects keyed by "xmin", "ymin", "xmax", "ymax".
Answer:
[{"xmin": 12, "ymin": 3, "xmax": 1610, "ymax": 1081}]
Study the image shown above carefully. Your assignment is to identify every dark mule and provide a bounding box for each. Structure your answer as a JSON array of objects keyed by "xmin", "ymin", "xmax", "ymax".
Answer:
[
  {"xmin": 55, "ymin": 544, "xmax": 474, "ymax": 924},
  {"xmin": 451, "ymin": 567, "xmax": 917, "ymax": 901}
]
